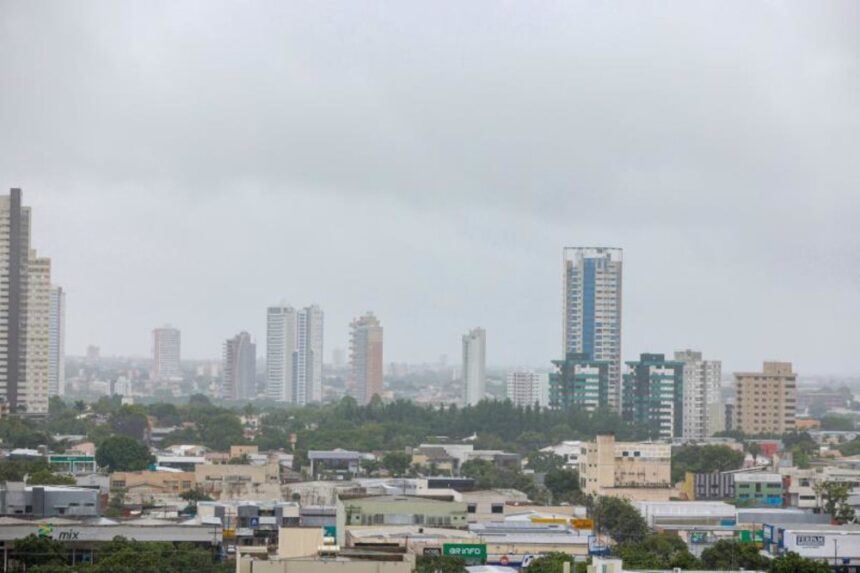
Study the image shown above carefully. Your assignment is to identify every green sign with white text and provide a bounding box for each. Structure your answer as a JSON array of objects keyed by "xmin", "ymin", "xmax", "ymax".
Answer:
[{"xmin": 443, "ymin": 544, "xmax": 486, "ymax": 562}]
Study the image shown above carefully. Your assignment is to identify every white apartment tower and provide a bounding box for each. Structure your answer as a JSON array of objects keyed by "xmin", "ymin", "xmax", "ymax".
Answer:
[
  {"xmin": 296, "ymin": 305, "xmax": 324, "ymax": 404},
  {"xmin": 48, "ymin": 286, "xmax": 66, "ymax": 397},
  {"xmin": 152, "ymin": 325, "xmax": 182, "ymax": 382},
  {"xmin": 506, "ymin": 370, "xmax": 548, "ymax": 407},
  {"xmin": 675, "ymin": 349, "xmax": 723, "ymax": 438},
  {"xmin": 0, "ymin": 189, "xmax": 53, "ymax": 414},
  {"xmin": 462, "ymin": 327, "xmax": 486, "ymax": 406},
  {"xmin": 266, "ymin": 305, "xmax": 323, "ymax": 405},
  {"xmin": 266, "ymin": 306, "xmax": 297, "ymax": 402},
  {"xmin": 562, "ymin": 247, "xmax": 623, "ymax": 411}
]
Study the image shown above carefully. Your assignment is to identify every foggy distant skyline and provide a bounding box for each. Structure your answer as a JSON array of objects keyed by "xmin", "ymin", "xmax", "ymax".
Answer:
[{"xmin": 2, "ymin": 2, "xmax": 859, "ymax": 374}]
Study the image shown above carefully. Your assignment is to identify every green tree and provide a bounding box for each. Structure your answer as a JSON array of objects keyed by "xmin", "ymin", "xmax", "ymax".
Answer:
[
  {"xmin": 544, "ymin": 468, "xmax": 580, "ymax": 503},
  {"xmin": 700, "ymin": 539, "xmax": 770, "ymax": 570},
  {"xmin": 96, "ymin": 435, "xmax": 153, "ymax": 471},
  {"xmin": 381, "ymin": 452, "xmax": 412, "ymax": 476},
  {"xmin": 590, "ymin": 496, "xmax": 648, "ymax": 544},
  {"xmin": 671, "ymin": 444, "xmax": 745, "ymax": 483},
  {"xmin": 814, "ymin": 481, "xmax": 856, "ymax": 524},
  {"xmin": 10, "ymin": 534, "xmax": 68, "ymax": 570},
  {"xmin": 615, "ymin": 532, "xmax": 700, "ymax": 570},
  {"xmin": 416, "ymin": 556, "xmax": 466, "ymax": 573},
  {"xmin": 768, "ymin": 551, "xmax": 830, "ymax": 573},
  {"xmin": 527, "ymin": 451, "xmax": 564, "ymax": 473},
  {"xmin": 105, "ymin": 490, "xmax": 127, "ymax": 518},
  {"xmin": 110, "ymin": 405, "xmax": 149, "ymax": 440},
  {"xmin": 526, "ymin": 552, "xmax": 587, "ymax": 573},
  {"xmin": 198, "ymin": 412, "xmax": 244, "ymax": 451},
  {"xmin": 28, "ymin": 469, "xmax": 77, "ymax": 486}
]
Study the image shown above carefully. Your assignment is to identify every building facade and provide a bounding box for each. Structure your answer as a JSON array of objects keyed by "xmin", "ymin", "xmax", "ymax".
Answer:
[
  {"xmin": 548, "ymin": 352, "xmax": 610, "ymax": 411},
  {"xmin": 562, "ymin": 247, "xmax": 622, "ymax": 411},
  {"xmin": 48, "ymin": 286, "xmax": 66, "ymax": 397},
  {"xmin": 674, "ymin": 350, "xmax": 723, "ymax": 439},
  {"xmin": 462, "ymin": 327, "xmax": 486, "ymax": 406},
  {"xmin": 223, "ymin": 331, "xmax": 257, "ymax": 401},
  {"xmin": 734, "ymin": 362, "xmax": 797, "ymax": 435},
  {"xmin": 622, "ymin": 354, "xmax": 684, "ymax": 439},
  {"xmin": 0, "ymin": 189, "xmax": 54, "ymax": 415},
  {"xmin": 350, "ymin": 312, "xmax": 383, "ymax": 404},
  {"xmin": 295, "ymin": 305, "xmax": 323, "ymax": 405},
  {"xmin": 266, "ymin": 305, "xmax": 297, "ymax": 402},
  {"xmin": 579, "ymin": 434, "xmax": 673, "ymax": 501},
  {"xmin": 152, "ymin": 325, "xmax": 182, "ymax": 382},
  {"xmin": 506, "ymin": 370, "xmax": 546, "ymax": 407}
]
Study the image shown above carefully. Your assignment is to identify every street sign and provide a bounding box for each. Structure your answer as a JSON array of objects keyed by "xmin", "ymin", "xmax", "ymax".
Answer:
[{"xmin": 443, "ymin": 543, "xmax": 487, "ymax": 563}]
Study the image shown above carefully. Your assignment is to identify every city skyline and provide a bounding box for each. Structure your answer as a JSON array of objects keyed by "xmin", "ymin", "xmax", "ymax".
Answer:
[{"xmin": 4, "ymin": 3, "xmax": 859, "ymax": 375}]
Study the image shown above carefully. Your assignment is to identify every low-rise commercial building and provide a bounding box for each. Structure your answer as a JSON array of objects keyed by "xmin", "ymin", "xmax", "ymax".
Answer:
[
  {"xmin": 0, "ymin": 516, "xmax": 222, "ymax": 564},
  {"xmin": 633, "ymin": 501, "xmax": 736, "ymax": 528},
  {"xmin": 335, "ymin": 495, "xmax": 468, "ymax": 545},
  {"xmin": 538, "ymin": 442, "xmax": 584, "ymax": 470},
  {"xmin": 579, "ymin": 435, "xmax": 673, "ymax": 501},
  {"xmin": 195, "ymin": 462, "xmax": 280, "ymax": 500},
  {"xmin": 762, "ymin": 523, "xmax": 860, "ymax": 566},
  {"xmin": 48, "ymin": 454, "xmax": 97, "ymax": 475},
  {"xmin": 734, "ymin": 473, "xmax": 783, "ymax": 507},
  {"xmin": 109, "ymin": 470, "xmax": 196, "ymax": 504},
  {"xmin": 309, "ymin": 450, "xmax": 362, "ymax": 480},
  {"xmin": 0, "ymin": 484, "xmax": 100, "ymax": 518},
  {"xmin": 197, "ymin": 500, "xmax": 300, "ymax": 548}
]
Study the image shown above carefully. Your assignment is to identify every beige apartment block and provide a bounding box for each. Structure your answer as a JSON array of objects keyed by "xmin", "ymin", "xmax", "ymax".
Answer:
[
  {"xmin": 110, "ymin": 470, "xmax": 195, "ymax": 504},
  {"xmin": 579, "ymin": 435, "xmax": 673, "ymax": 501},
  {"xmin": 734, "ymin": 362, "xmax": 796, "ymax": 435},
  {"xmin": 195, "ymin": 462, "xmax": 281, "ymax": 500}
]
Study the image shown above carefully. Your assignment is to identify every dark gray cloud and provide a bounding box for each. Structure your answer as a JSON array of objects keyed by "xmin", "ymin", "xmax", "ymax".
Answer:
[{"xmin": 1, "ymin": 1, "xmax": 859, "ymax": 373}]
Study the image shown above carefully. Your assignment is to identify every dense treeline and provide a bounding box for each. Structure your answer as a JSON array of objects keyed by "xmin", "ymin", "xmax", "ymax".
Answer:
[{"xmin": 0, "ymin": 395, "xmax": 649, "ymax": 462}]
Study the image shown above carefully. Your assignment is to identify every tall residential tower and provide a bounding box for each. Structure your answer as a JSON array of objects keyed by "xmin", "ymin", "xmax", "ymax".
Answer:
[
  {"xmin": 675, "ymin": 349, "xmax": 723, "ymax": 438},
  {"xmin": 462, "ymin": 327, "xmax": 486, "ymax": 406},
  {"xmin": 48, "ymin": 286, "xmax": 66, "ymax": 397},
  {"xmin": 734, "ymin": 362, "xmax": 796, "ymax": 435},
  {"xmin": 152, "ymin": 325, "xmax": 182, "ymax": 382},
  {"xmin": 562, "ymin": 247, "xmax": 622, "ymax": 411},
  {"xmin": 223, "ymin": 331, "xmax": 256, "ymax": 401},
  {"xmin": 0, "ymin": 189, "xmax": 53, "ymax": 414},
  {"xmin": 266, "ymin": 305, "xmax": 324, "ymax": 405},
  {"xmin": 349, "ymin": 312, "xmax": 383, "ymax": 404}
]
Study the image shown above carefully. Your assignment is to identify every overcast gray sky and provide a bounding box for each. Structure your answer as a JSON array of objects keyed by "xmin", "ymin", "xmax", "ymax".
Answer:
[{"xmin": 1, "ymin": 1, "xmax": 858, "ymax": 374}]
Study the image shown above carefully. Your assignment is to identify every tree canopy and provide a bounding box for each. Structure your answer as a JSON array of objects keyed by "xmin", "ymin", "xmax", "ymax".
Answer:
[{"xmin": 96, "ymin": 435, "xmax": 153, "ymax": 472}]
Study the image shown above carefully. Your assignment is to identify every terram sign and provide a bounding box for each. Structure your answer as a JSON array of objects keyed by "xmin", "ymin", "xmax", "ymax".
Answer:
[
  {"xmin": 443, "ymin": 544, "xmax": 487, "ymax": 562},
  {"xmin": 795, "ymin": 535, "xmax": 825, "ymax": 548}
]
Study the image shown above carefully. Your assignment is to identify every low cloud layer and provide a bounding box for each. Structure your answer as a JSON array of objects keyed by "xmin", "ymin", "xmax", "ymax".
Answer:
[{"xmin": 2, "ymin": 1, "xmax": 858, "ymax": 374}]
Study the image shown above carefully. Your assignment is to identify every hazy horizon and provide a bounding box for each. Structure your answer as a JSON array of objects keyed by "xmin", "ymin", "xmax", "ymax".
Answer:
[{"xmin": 3, "ymin": 2, "xmax": 859, "ymax": 375}]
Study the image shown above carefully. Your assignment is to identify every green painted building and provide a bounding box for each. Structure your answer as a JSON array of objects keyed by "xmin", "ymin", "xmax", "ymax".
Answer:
[
  {"xmin": 549, "ymin": 352, "xmax": 611, "ymax": 411},
  {"xmin": 335, "ymin": 495, "xmax": 469, "ymax": 544},
  {"xmin": 622, "ymin": 353, "xmax": 684, "ymax": 439}
]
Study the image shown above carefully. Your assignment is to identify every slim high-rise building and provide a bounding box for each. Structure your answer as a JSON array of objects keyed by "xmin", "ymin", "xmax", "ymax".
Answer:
[
  {"xmin": 296, "ymin": 305, "xmax": 324, "ymax": 405},
  {"xmin": 674, "ymin": 349, "xmax": 723, "ymax": 439},
  {"xmin": 549, "ymin": 352, "xmax": 611, "ymax": 412},
  {"xmin": 734, "ymin": 362, "xmax": 796, "ymax": 435},
  {"xmin": 562, "ymin": 247, "xmax": 622, "ymax": 411},
  {"xmin": 223, "ymin": 331, "xmax": 256, "ymax": 401},
  {"xmin": 622, "ymin": 353, "xmax": 684, "ymax": 439},
  {"xmin": 152, "ymin": 325, "xmax": 182, "ymax": 382},
  {"xmin": 506, "ymin": 370, "xmax": 547, "ymax": 407},
  {"xmin": 349, "ymin": 312, "xmax": 383, "ymax": 404},
  {"xmin": 462, "ymin": 327, "xmax": 486, "ymax": 406},
  {"xmin": 0, "ymin": 189, "xmax": 53, "ymax": 415},
  {"xmin": 266, "ymin": 304, "xmax": 324, "ymax": 405},
  {"xmin": 266, "ymin": 305, "xmax": 297, "ymax": 402},
  {"xmin": 48, "ymin": 286, "xmax": 66, "ymax": 397}
]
